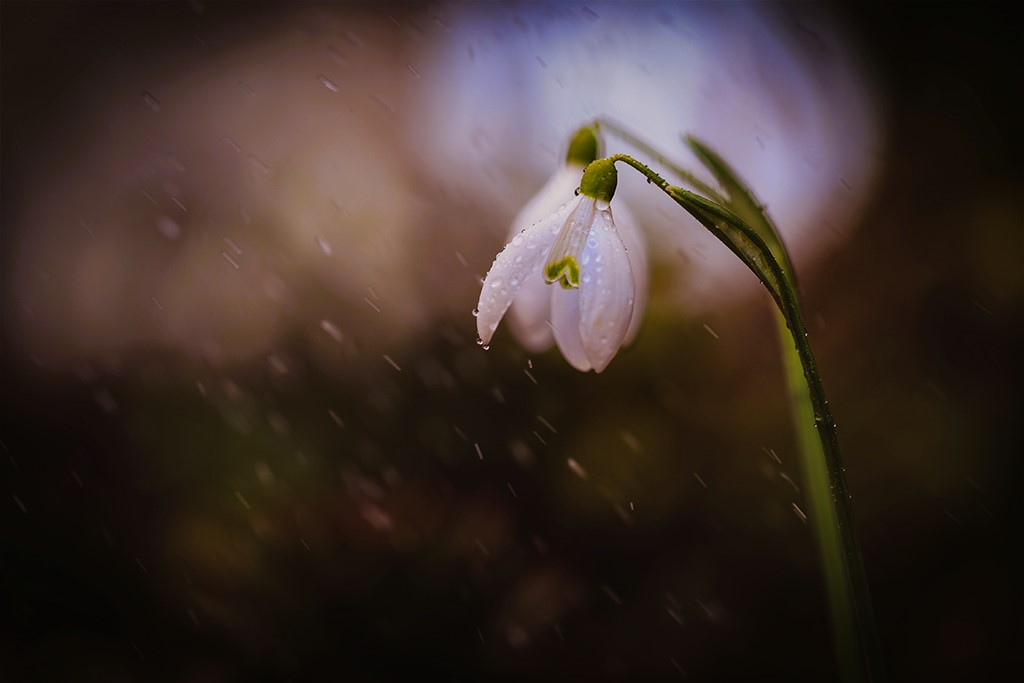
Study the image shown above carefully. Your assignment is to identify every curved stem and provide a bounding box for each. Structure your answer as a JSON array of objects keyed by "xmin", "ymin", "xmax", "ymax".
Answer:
[
  {"xmin": 609, "ymin": 154, "xmax": 786, "ymax": 308},
  {"xmin": 681, "ymin": 135, "xmax": 798, "ymax": 287},
  {"xmin": 610, "ymin": 153, "xmax": 883, "ymax": 682},
  {"xmin": 592, "ymin": 118, "xmax": 728, "ymax": 203}
]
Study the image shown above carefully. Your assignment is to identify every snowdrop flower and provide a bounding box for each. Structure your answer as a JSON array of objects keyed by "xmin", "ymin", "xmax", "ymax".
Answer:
[
  {"xmin": 503, "ymin": 129, "xmax": 648, "ymax": 355},
  {"xmin": 476, "ymin": 137, "xmax": 646, "ymax": 373}
]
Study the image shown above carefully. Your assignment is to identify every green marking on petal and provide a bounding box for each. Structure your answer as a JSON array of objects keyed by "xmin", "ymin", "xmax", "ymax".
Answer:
[
  {"xmin": 545, "ymin": 197, "xmax": 596, "ymax": 290},
  {"xmin": 544, "ymin": 255, "xmax": 580, "ymax": 288}
]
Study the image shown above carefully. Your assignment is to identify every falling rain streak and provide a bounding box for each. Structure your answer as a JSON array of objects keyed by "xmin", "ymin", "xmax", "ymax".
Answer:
[
  {"xmin": 567, "ymin": 458, "xmax": 587, "ymax": 479},
  {"xmin": 792, "ymin": 503, "xmax": 808, "ymax": 524},
  {"xmin": 318, "ymin": 74, "xmax": 340, "ymax": 92},
  {"xmin": 142, "ymin": 91, "xmax": 161, "ymax": 112},
  {"xmin": 601, "ymin": 584, "xmax": 623, "ymax": 605},
  {"xmin": 320, "ymin": 319, "xmax": 344, "ymax": 343},
  {"xmin": 220, "ymin": 251, "xmax": 240, "ymax": 269}
]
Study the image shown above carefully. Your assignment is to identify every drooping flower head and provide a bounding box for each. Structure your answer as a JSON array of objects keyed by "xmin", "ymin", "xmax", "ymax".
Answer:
[{"xmin": 476, "ymin": 129, "xmax": 647, "ymax": 372}]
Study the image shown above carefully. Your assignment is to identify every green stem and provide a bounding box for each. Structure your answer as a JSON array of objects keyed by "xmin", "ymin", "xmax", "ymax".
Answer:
[
  {"xmin": 610, "ymin": 153, "xmax": 883, "ymax": 681},
  {"xmin": 776, "ymin": 309, "xmax": 863, "ymax": 682},
  {"xmin": 591, "ymin": 118, "xmax": 728, "ymax": 203}
]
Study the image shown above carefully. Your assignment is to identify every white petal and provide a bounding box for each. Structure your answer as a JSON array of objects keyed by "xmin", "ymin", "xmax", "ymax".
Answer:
[
  {"xmin": 611, "ymin": 202, "xmax": 648, "ymax": 346},
  {"xmin": 476, "ymin": 197, "xmax": 580, "ymax": 345},
  {"xmin": 551, "ymin": 286, "xmax": 592, "ymax": 372},
  {"xmin": 577, "ymin": 208, "xmax": 635, "ymax": 372},
  {"xmin": 544, "ymin": 196, "xmax": 597, "ymax": 287},
  {"xmin": 507, "ymin": 165, "xmax": 586, "ymax": 240},
  {"xmin": 502, "ymin": 165, "xmax": 585, "ymax": 351},
  {"xmin": 507, "ymin": 274, "xmax": 554, "ymax": 351}
]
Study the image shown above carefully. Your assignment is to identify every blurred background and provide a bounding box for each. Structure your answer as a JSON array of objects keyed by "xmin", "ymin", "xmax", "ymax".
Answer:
[{"xmin": 1, "ymin": 2, "xmax": 1018, "ymax": 681}]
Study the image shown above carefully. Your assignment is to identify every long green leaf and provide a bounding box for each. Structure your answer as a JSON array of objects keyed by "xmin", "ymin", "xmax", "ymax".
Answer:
[
  {"xmin": 667, "ymin": 187, "xmax": 787, "ymax": 309},
  {"xmin": 676, "ymin": 143, "xmax": 884, "ymax": 683},
  {"xmin": 683, "ymin": 135, "xmax": 796, "ymax": 287},
  {"xmin": 610, "ymin": 148, "xmax": 884, "ymax": 682}
]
